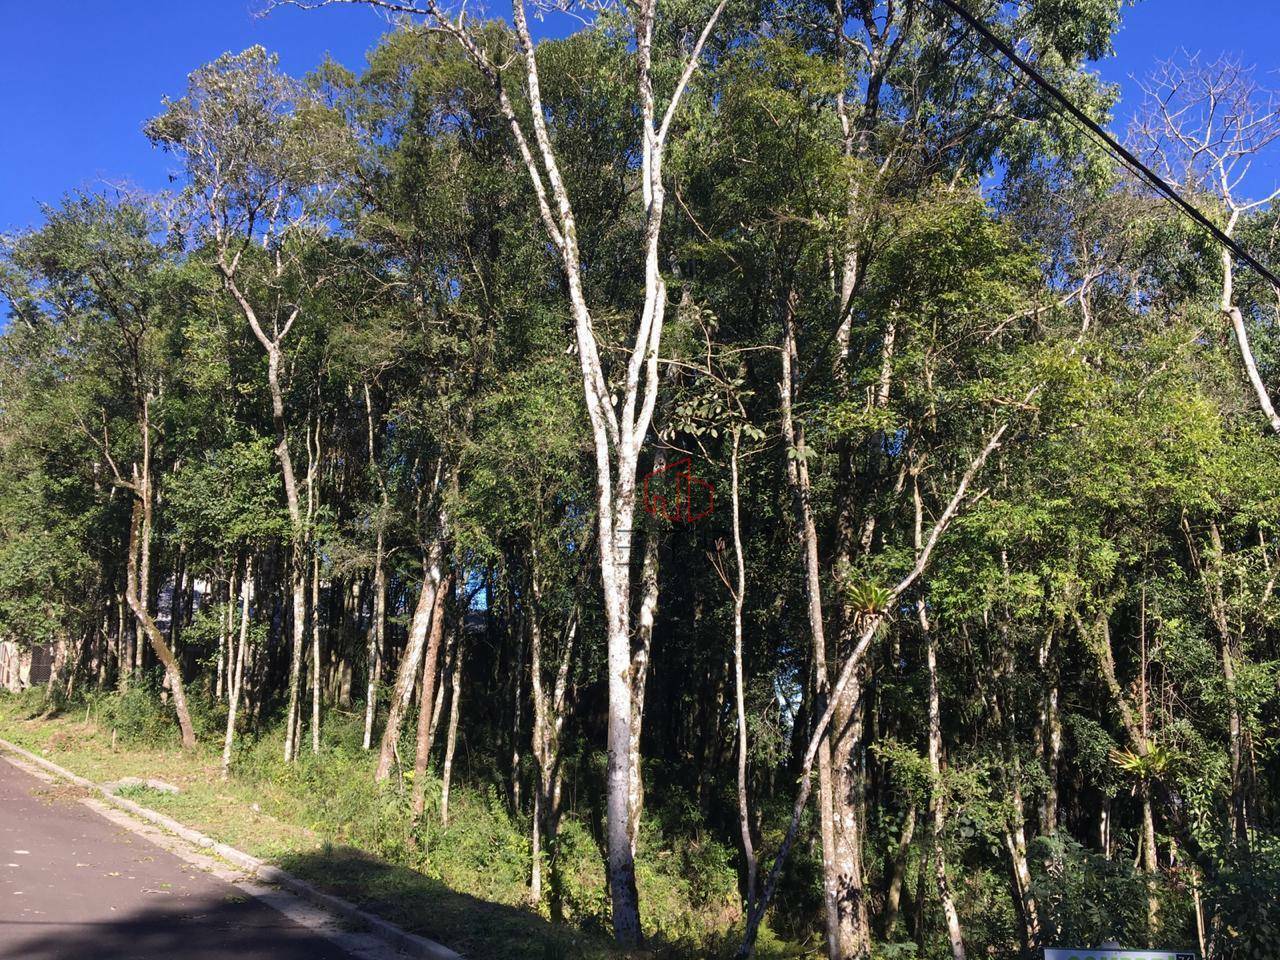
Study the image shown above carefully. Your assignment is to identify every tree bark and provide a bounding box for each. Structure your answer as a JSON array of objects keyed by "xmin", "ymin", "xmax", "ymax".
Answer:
[
  {"xmin": 1038, "ymin": 628, "xmax": 1062, "ymax": 835},
  {"xmin": 217, "ymin": 563, "xmax": 232, "ymax": 702},
  {"xmin": 412, "ymin": 571, "xmax": 453, "ymax": 816},
  {"xmin": 726, "ymin": 430, "xmax": 759, "ymax": 908},
  {"xmin": 362, "ymin": 382, "xmax": 389, "ymax": 751},
  {"xmin": 440, "ymin": 635, "xmax": 463, "ymax": 826},
  {"xmin": 996, "ymin": 657, "xmax": 1044, "ymax": 951},
  {"xmin": 310, "ymin": 549, "xmax": 322, "ymax": 754},
  {"xmin": 831, "ymin": 668, "xmax": 871, "ymax": 959},
  {"xmin": 376, "ymin": 538, "xmax": 445, "ymax": 782},
  {"xmin": 510, "ymin": 610, "xmax": 525, "ymax": 816},
  {"xmin": 363, "ymin": 536, "xmax": 386, "ymax": 750},
  {"xmin": 778, "ymin": 288, "xmax": 842, "ymax": 957},
  {"xmin": 125, "ymin": 498, "xmax": 195, "ymax": 748},
  {"xmin": 222, "ymin": 556, "xmax": 253, "ymax": 779},
  {"xmin": 1189, "ymin": 518, "xmax": 1251, "ymax": 844},
  {"xmin": 283, "ymin": 543, "xmax": 307, "ymax": 763},
  {"xmin": 882, "ymin": 805, "xmax": 915, "ymax": 939},
  {"xmin": 1079, "ymin": 610, "xmax": 1161, "ymax": 937},
  {"xmin": 628, "ymin": 460, "xmax": 663, "ymax": 858},
  {"xmin": 425, "ymin": 622, "xmax": 453, "ymax": 768},
  {"xmin": 920, "ymin": 601, "xmax": 964, "ymax": 958},
  {"xmin": 911, "ymin": 477, "xmax": 965, "ymax": 959},
  {"xmin": 529, "ymin": 544, "xmax": 576, "ymax": 908}
]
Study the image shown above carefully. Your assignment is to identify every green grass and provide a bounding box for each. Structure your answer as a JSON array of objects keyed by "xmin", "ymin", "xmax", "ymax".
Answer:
[
  {"xmin": 0, "ymin": 689, "xmax": 806, "ymax": 960},
  {"xmin": 0, "ymin": 696, "xmax": 318, "ymax": 859}
]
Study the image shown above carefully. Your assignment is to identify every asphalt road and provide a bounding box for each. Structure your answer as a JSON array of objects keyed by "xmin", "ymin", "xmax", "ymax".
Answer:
[{"xmin": 0, "ymin": 757, "xmax": 354, "ymax": 959}]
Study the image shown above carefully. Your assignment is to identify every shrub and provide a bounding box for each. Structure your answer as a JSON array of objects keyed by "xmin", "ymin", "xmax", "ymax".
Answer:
[
  {"xmin": 92, "ymin": 680, "xmax": 179, "ymax": 747},
  {"xmin": 1204, "ymin": 837, "xmax": 1280, "ymax": 960}
]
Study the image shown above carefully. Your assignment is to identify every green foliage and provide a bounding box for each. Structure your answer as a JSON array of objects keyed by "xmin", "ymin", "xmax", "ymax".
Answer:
[
  {"xmin": 1109, "ymin": 743, "xmax": 1182, "ymax": 780},
  {"xmin": 1204, "ymin": 839, "xmax": 1280, "ymax": 960},
  {"xmin": 635, "ymin": 818, "xmax": 741, "ymax": 947},
  {"xmin": 844, "ymin": 580, "xmax": 894, "ymax": 618},
  {"xmin": 166, "ymin": 436, "xmax": 290, "ymax": 548},
  {"xmin": 1031, "ymin": 833, "xmax": 1191, "ymax": 950},
  {"xmin": 90, "ymin": 681, "xmax": 185, "ymax": 748}
]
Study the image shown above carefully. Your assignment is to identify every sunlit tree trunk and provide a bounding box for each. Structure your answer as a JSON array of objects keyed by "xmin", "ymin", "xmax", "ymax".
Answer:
[
  {"xmin": 361, "ymin": 383, "xmax": 389, "ymax": 751},
  {"xmin": 376, "ymin": 535, "xmax": 446, "ymax": 782},
  {"xmin": 412, "ymin": 571, "xmax": 453, "ymax": 817},
  {"xmin": 222, "ymin": 556, "xmax": 253, "ymax": 779},
  {"xmin": 628, "ymin": 469, "xmax": 663, "ymax": 858},
  {"xmin": 125, "ymin": 497, "xmax": 195, "ymax": 748},
  {"xmin": 363, "ymin": 532, "xmax": 386, "ymax": 749},
  {"xmin": 310, "ymin": 548, "xmax": 322, "ymax": 754},
  {"xmin": 440, "ymin": 634, "xmax": 463, "ymax": 826},
  {"xmin": 726, "ymin": 430, "xmax": 759, "ymax": 907},
  {"xmin": 425, "ymin": 622, "xmax": 453, "ymax": 766},
  {"xmin": 1038, "ymin": 629, "xmax": 1062, "ymax": 835}
]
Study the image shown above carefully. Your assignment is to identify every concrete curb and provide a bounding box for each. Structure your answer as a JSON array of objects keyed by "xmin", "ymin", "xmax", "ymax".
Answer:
[{"xmin": 0, "ymin": 737, "xmax": 463, "ymax": 960}]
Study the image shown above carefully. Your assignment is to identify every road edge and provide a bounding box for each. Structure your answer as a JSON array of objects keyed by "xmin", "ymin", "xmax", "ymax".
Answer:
[{"xmin": 0, "ymin": 736, "xmax": 463, "ymax": 960}]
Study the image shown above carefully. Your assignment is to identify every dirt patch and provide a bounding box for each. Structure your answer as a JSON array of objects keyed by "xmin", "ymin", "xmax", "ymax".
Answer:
[{"xmin": 29, "ymin": 781, "xmax": 89, "ymax": 806}]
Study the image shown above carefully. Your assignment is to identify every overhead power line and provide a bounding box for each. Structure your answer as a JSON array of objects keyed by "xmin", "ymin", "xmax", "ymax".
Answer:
[{"xmin": 929, "ymin": 0, "xmax": 1280, "ymax": 293}]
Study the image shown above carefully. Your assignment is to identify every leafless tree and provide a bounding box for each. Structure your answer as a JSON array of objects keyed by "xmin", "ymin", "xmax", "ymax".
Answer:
[{"xmin": 1131, "ymin": 52, "xmax": 1280, "ymax": 433}]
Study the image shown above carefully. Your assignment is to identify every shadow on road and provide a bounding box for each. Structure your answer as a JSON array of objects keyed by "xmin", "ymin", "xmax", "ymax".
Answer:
[
  {"xmin": 0, "ymin": 891, "xmax": 353, "ymax": 960},
  {"xmin": 2, "ymin": 846, "xmax": 612, "ymax": 960}
]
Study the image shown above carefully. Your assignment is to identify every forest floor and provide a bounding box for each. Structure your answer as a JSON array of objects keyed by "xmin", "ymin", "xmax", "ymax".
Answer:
[{"xmin": 0, "ymin": 692, "xmax": 804, "ymax": 960}]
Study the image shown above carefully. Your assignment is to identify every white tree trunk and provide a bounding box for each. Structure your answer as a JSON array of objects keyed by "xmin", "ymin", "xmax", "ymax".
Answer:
[
  {"xmin": 310, "ymin": 550, "xmax": 322, "ymax": 754},
  {"xmin": 727, "ymin": 431, "xmax": 758, "ymax": 906},
  {"xmin": 778, "ymin": 293, "xmax": 841, "ymax": 954},
  {"xmin": 222, "ymin": 556, "xmax": 254, "ymax": 779},
  {"xmin": 440, "ymin": 640, "xmax": 462, "ymax": 826},
  {"xmin": 363, "ymin": 539, "xmax": 385, "ymax": 750},
  {"xmin": 376, "ymin": 538, "xmax": 445, "ymax": 781}
]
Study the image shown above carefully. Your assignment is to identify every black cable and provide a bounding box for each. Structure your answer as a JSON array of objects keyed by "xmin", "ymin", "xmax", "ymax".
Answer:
[{"xmin": 929, "ymin": 0, "xmax": 1280, "ymax": 292}]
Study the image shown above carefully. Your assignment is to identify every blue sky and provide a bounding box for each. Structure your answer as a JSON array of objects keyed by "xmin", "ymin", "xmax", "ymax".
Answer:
[
  {"xmin": 1, "ymin": 0, "xmax": 1279, "ymax": 234},
  {"xmin": 0, "ymin": 1, "xmax": 389, "ymax": 232}
]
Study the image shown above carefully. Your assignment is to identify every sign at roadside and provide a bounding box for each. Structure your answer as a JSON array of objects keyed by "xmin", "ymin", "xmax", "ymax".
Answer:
[{"xmin": 1045, "ymin": 951, "xmax": 1196, "ymax": 960}]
